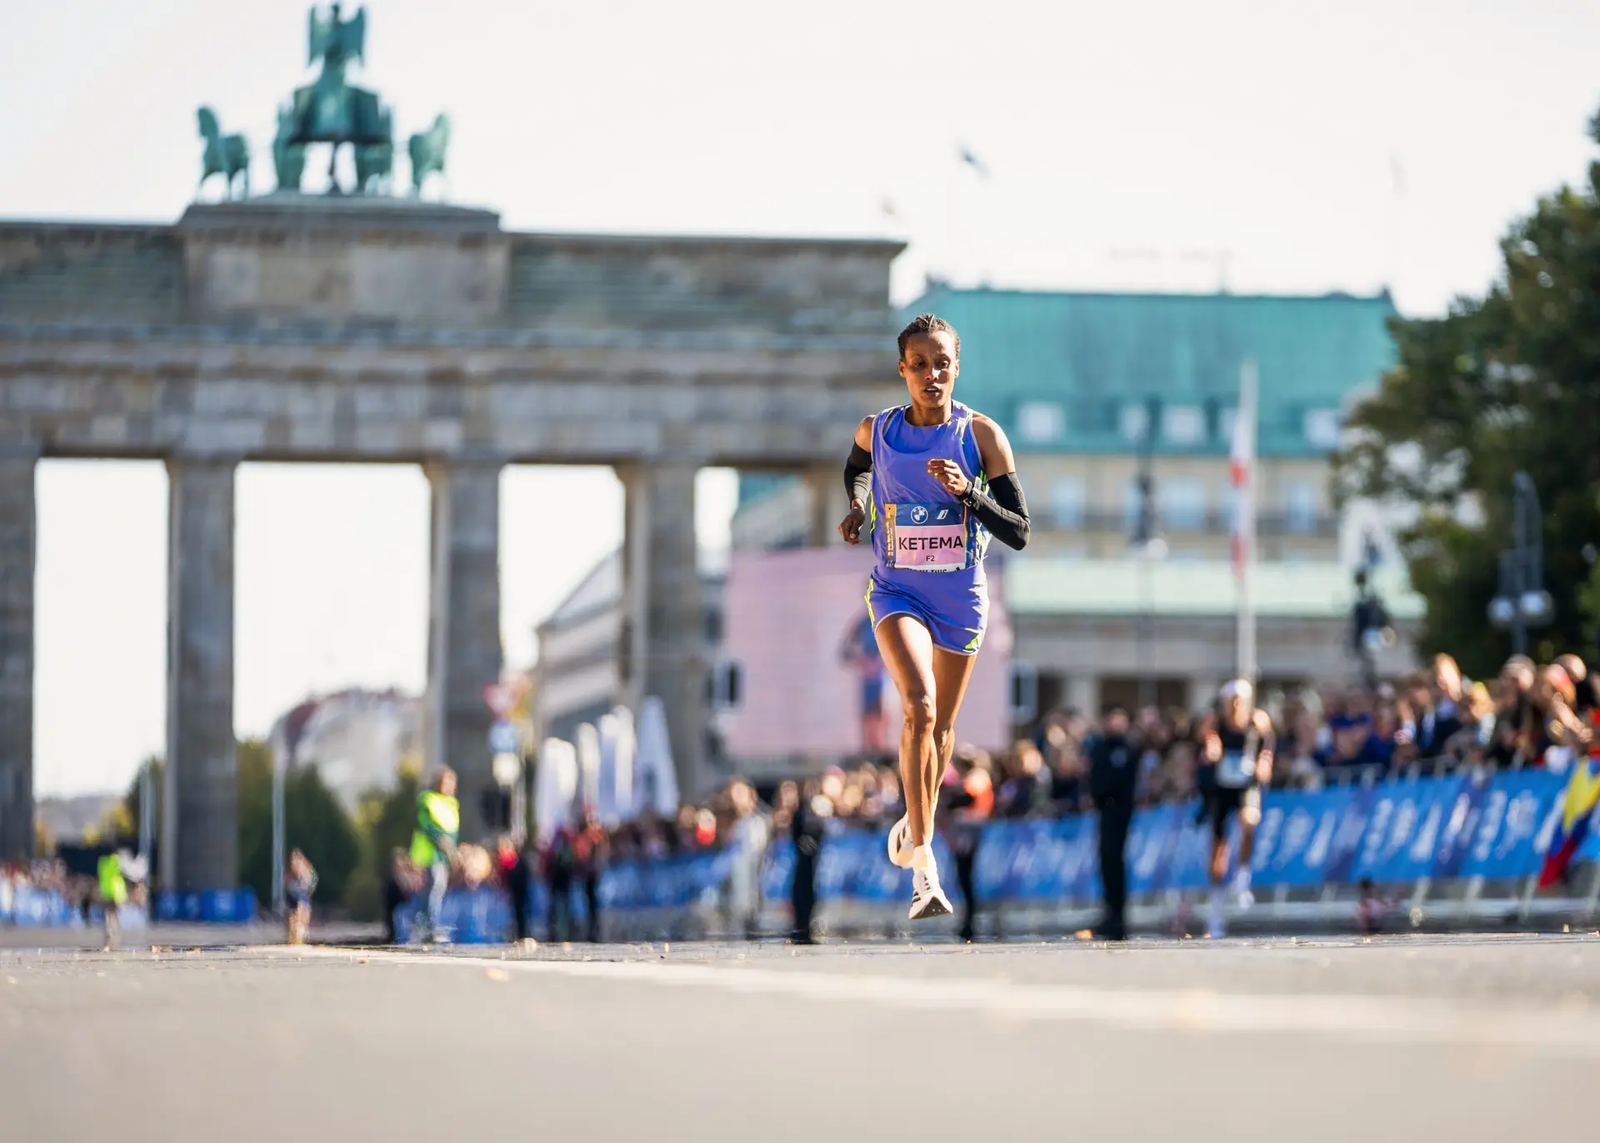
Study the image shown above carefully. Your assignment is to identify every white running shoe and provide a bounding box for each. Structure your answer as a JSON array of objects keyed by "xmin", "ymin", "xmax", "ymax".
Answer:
[
  {"xmin": 887, "ymin": 815, "xmax": 914, "ymax": 869},
  {"xmin": 1206, "ymin": 891, "xmax": 1227, "ymax": 939},
  {"xmin": 1232, "ymin": 869, "xmax": 1255, "ymax": 910},
  {"xmin": 909, "ymin": 866, "xmax": 952, "ymax": 921}
]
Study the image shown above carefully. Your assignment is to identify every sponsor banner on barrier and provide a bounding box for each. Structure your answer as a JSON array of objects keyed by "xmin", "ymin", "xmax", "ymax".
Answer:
[
  {"xmin": 764, "ymin": 770, "xmax": 1593, "ymax": 909},
  {"xmin": 1463, "ymin": 769, "xmax": 1565, "ymax": 881},
  {"xmin": 155, "ymin": 888, "xmax": 258, "ymax": 924},
  {"xmin": 394, "ymin": 887, "xmax": 515, "ymax": 944},
  {"xmin": 8, "ymin": 772, "xmax": 1597, "ymax": 934}
]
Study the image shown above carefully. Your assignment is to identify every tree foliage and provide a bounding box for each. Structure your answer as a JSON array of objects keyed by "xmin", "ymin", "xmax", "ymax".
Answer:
[
  {"xmin": 237, "ymin": 737, "xmax": 361, "ymax": 906},
  {"xmin": 113, "ymin": 755, "xmax": 162, "ymax": 850},
  {"xmin": 102, "ymin": 744, "xmax": 412, "ymax": 913},
  {"xmin": 340, "ymin": 760, "xmax": 421, "ymax": 921},
  {"xmin": 1333, "ymin": 108, "xmax": 1600, "ymax": 679}
]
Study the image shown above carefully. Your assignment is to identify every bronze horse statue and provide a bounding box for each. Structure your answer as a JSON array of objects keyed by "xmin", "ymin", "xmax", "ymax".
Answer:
[
  {"xmin": 354, "ymin": 107, "xmax": 394, "ymax": 194},
  {"xmin": 408, "ymin": 114, "xmax": 450, "ymax": 196},
  {"xmin": 272, "ymin": 104, "xmax": 307, "ymax": 193},
  {"xmin": 197, "ymin": 106, "xmax": 250, "ymax": 200}
]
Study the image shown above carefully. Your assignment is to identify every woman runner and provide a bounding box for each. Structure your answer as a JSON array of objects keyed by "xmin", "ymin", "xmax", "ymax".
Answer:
[
  {"xmin": 838, "ymin": 313, "xmax": 1031, "ymax": 920},
  {"xmin": 1197, "ymin": 679, "xmax": 1274, "ymax": 938}
]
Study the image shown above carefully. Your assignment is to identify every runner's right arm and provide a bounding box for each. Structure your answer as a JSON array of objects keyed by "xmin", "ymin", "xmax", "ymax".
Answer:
[
  {"xmin": 843, "ymin": 416, "xmax": 873, "ymax": 503},
  {"xmin": 839, "ymin": 416, "xmax": 875, "ymax": 544}
]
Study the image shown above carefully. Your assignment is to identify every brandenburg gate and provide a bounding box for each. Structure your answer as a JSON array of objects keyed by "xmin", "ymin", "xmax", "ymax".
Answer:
[{"xmin": 0, "ymin": 6, "xmax": 901, "ymax": 889}]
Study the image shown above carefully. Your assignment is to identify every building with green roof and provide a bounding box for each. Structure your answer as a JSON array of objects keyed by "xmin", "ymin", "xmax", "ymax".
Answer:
[
  {"xmin": 732, "ymin": 284, "xmax": 1419, "ymax": 718},
  {"xmin": 909, "ymin": 284, "xmax": 1397, "ymax": 458}
]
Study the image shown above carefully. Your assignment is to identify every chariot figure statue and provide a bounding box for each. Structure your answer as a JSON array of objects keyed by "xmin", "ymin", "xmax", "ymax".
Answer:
[{"xmin": 283, "ymin": 4, "xmax": 391, "ymax": 192}]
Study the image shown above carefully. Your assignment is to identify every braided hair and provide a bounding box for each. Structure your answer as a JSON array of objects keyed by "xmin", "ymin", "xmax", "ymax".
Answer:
[{"xmin": 897, "ymin": 313, "xmax": 960, "ymax": 361}]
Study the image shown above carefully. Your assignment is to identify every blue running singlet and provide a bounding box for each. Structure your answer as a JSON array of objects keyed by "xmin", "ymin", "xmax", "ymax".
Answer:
[{"xmin": 863, "ymin": 402, "xmax": 991, "ymax": 655}]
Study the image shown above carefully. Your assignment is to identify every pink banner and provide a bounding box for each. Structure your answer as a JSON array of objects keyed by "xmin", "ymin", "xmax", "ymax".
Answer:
[{"xmin": 718, "ymin": 547, "xmax": 1013, "ymax": 759}]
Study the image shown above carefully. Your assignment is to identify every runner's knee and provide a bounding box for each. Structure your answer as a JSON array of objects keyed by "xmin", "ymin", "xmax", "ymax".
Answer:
[{"xmin": 901, "ymin": 690, "xmax": 936, "ymax": 732}]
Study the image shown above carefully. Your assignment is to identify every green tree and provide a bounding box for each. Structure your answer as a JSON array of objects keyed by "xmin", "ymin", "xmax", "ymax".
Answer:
[
  {"xmin": 236, "ymin": 737, "xmax": 361, "ymax": 907},
  {"xmin": 341, "ymin": 760, "xmax": 421, "ymax": 920},
  {"xmin": 1581, "ymin": 555, "xmax": 1600, "ymax": 653},
  {"xmin": 113, "ymin": 755, "xmax": 163, "ymax": 850},
  {"xmin": 1334, "ymin": 107, "xmax": 1600, "ymax": 680}
]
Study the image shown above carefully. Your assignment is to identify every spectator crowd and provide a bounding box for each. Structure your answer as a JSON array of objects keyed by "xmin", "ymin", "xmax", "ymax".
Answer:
[
  {"xmin": 438, "ymin": 650, "xmax": 1593, "ymax": 943},
  {"xmin": 13, "ymin": 651, "xmax": 1594, "ymax": 943}
]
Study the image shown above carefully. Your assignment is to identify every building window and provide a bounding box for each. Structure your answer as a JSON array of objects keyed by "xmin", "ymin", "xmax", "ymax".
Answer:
[
  {"xmin": 1220, "ymin": 483, "xmax": 1243, "ymax": 528},
  {"xmin": 1160, "ymin": 477, "xmax": 1206, "ymax": 531},
  {"xmin": 1119, "ymin": 403, "xmax": 1151, "ymax": 444},
  {"xmin": 1285, "ymin": 482, "xmax": 1318, "ymax": 534},
  {"xmin": 713, "ymin": 661, "xmax": 743, "ymax": 709},
  {"xmin": 1162, "ymin": 405, "xmax": 1205, "ymax": 446},
  {"xmin": 1017, "ymin": 401, "xmax": 1065, "ymax": 444},
  {"xmin": 1303, "ymin": 408, "xmax": 1342, "ymax": 450},
  {"xmin": 1123, "ymin": 478, "xmax": 1145, "ymax": 531},
  {"xmin": 1049, "ymin": 477, "xmax": 1085, "ymax": 528},
  {"xmin": 1218, "ymin": 407, "xmax": 1238, "ymax": 445}
]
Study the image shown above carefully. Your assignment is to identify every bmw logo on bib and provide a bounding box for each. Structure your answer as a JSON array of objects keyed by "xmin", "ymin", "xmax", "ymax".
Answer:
[{"xmin": 910, "ymin": 505, "xmax": 929, "ymax": 524}]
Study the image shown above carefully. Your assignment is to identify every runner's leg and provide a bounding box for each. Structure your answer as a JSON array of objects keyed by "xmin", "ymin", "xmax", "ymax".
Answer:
[
  {"xmin": 1236, "ymin": 788, "xmax": 1261, "ymax": 866},
  {"xmin": 928, "ymin": 647, "xmax": 979, "ymax": 816},
  {"xmin": 1207, "ymin": 800, "xmax": 1233, "ymax": 937},
  {"xmin": 874, "ymin": 615, "xmax": 939, "ymax": 846},
  {"xmin": 1209, "ymin": 835, "xmax": 1230, "ymax": 884}
]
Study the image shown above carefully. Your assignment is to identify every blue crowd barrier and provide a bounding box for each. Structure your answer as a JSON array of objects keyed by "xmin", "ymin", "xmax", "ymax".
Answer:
[
  {"xmin": 1, "ymin": 885, "xmax": 83, "ymax": 926},
  {"xmin": 10, "ymin": 770, "xmax": 1592, "ymax": 936},
  {"xmin": 393, "ymin": 886, "xmax": 515, "ymax": 944},
  {"xmin": 155, "ymin": 888, "xmax": 258, "ymax": 923},
  {"xmin": 390, "ymin": 850, "xmax": 746, "ymax": 944},
  {"xmin": 0, "ymin": 886, "xmax": 256, "ymax": 926},
  {"xmin": 761, "ymin": 769, "xmax": 1595, "ymax": 907}
]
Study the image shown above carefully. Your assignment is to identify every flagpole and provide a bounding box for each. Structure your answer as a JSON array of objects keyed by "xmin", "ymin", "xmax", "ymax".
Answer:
[{"xmin": 1236, "ymin": 357, "xmax": 1259, "ymax": 685}]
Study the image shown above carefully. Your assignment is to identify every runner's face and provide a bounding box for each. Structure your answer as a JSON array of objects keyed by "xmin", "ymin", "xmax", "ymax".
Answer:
[{"xmin": 898, "ymin": 331, "xmax": 958, "ymax": 414}]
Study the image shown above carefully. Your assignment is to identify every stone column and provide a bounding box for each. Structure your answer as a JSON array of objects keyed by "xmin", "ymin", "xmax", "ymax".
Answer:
[
  {"xmin": 164, "ymin": 456, "xmax": 238, "ymax": 890},
  {"xmin": 0, "ymin": 445, "xmax": 38, "ymax": 861},
  {"xmin": 803, "ymin": 464, "xmax": 846, "ymax": 548},
  {"xmin": 617, "ymin": 463, "xmax": 704, "ymax": 799},
  {"xmin": 1188, "ymin": 674, "xmax": 1225, "ymax": 711},
  {"xmin": 1065, "ymin": 674, "xmax": 1100, "ymax": 719},
  {"xmin": 425, "ymin": 459, "xmax": 502, "ymax": 842}
]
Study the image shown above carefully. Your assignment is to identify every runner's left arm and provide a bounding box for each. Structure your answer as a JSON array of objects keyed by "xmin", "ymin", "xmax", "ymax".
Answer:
[
  {"xmin": 962, "ymin": 415, "xmax": 1030, "ymax": 550},
  {"xmin": 1254, "ymin": 708, "xmax": 1277, "ymax": 781}
]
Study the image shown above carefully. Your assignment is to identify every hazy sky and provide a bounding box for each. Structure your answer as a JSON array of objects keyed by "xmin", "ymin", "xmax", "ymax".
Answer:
[{"xmin": 5, "ymin": 0, "xmax": 1599, "ymax": 794}]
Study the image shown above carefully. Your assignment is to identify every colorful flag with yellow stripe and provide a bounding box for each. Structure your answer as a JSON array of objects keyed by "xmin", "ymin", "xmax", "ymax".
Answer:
[{"xmin": 1538, "ymin": 758, "xmax": 1600, "ymax": 888}]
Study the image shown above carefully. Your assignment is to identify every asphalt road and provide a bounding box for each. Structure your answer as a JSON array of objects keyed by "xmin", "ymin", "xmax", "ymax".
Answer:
[{"xmin": 4, "ymin": 933, "xmax": 1598, "ymax": 1142}]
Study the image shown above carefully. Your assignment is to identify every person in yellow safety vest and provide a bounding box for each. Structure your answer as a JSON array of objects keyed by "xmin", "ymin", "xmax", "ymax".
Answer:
[
  {"xmin": 410, "ymin": 768, "xmax": 460, "ymax": 945},
  {"xmin": 98, "ymin": 850, "xmax": 129, "ymax": 951}
]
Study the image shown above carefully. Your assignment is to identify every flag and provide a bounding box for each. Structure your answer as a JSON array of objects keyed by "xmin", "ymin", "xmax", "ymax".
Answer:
[
  {"xmin": 1229, "ymin": 361, "xmax": 1256, "ymax": 579},
  {"xmin": 1538, "ymin": 756, "xmax": 1600, "ymax": 888},
  {"xmin": 957, "ymin": 146, "xmax": 989, "ymax": 178}
]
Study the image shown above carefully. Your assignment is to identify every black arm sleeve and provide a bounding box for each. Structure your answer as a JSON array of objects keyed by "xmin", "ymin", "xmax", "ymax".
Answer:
[
  {"xmin": 843, "ymin": 442, "xmax": 872, "ymax": 506},
  {"xmin": 963, "ymin": 472, "xmax": 1030, "ymax": 551}
]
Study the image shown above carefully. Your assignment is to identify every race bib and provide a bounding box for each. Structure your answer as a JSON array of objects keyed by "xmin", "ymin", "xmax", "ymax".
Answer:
[
  {"xmin": 1216, "ymin": 750, "xmax": 1256, "ymax": 789},
  {"xmin": 886, "ymin": 502, "xmax": 968, "ymax": 571}
]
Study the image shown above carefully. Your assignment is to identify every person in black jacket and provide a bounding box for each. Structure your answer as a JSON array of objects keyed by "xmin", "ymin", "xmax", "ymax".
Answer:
[
  {"xmin": 789, "ymin": 781, "xmax": 830, "ymax": 944},
  {"xmin": 1088, "ymin": 708, "xmax": 1138, "ymax": 941},
  {"xmin": 380, "ymin": 848, "xmax": 409, "ymax": 945},
  {"xmin": 506, "ymin": 840, "xmax": 533, "ymax": 945}
]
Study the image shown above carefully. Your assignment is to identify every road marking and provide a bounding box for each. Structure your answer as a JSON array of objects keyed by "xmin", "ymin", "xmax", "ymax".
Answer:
[{"xmin": 286, "ymin": 946, "xmax": 1600, "ymax": 1055}]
